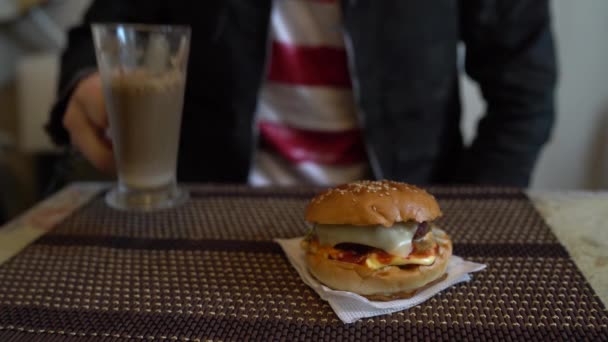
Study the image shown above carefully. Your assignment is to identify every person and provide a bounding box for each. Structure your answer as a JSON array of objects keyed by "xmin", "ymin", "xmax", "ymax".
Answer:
[{"xmin": 46, "ymin": 0, "xmax": 557, "ymax": 187}]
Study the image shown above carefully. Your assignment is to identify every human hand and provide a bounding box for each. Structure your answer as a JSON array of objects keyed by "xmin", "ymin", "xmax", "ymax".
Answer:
[{"xmin": 63, "ymin": 72, "xmax": 115, "ymax": 173}]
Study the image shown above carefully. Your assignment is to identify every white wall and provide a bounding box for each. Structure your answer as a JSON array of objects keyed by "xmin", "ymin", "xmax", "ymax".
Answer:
[
  {"xmin": 0, "ymin": 0, "xmax": 91, "ymax": 151},
  {"xmin": 461, "ymin": 0, "xmax": 608, "ymax": 189},
  {"xmin": 536, "ymin": 0, "xmax": 608, "ymax": 189},
  {"xmin": 0, "ymin": 0, "xmax": 90, "ymax": 85}
]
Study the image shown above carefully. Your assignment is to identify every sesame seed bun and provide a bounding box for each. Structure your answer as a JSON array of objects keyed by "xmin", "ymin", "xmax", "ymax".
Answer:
[
  {"xmin": 305, "ymin": 180, "xmax": 442, "ymax": 227},
  {"xmin": 306, "ymin": 229, "xmax": 452, "ymax": 300}
]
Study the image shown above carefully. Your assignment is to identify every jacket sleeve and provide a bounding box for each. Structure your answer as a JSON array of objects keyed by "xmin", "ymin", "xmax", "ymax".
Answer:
[
  {"xmin": 457, "ymin": 0, "xmax": 557, "ymax": 186},
  {"xmin": 46, "ymin": 1, "xmax": 162, "ymax": 145}
]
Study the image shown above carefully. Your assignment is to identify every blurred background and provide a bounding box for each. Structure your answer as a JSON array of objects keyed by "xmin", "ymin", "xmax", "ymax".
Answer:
[{"xmin": 0, "ymin": 0, "xmax": 607, "ymax": 223}]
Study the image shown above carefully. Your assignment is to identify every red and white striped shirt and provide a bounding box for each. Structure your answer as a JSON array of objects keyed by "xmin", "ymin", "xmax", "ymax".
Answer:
[{"xmin": 248, "ymin": 0, "xmax": 368, "ymax": 186}]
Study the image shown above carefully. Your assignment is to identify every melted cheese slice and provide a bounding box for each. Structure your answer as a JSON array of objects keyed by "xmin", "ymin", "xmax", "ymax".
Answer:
[{"xmin": 315, "ymin": 222, "xmax": 418, "ymax": 258}]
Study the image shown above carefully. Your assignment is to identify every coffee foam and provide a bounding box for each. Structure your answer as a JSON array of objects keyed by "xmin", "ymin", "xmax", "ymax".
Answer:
[{"xmin": 110, "ymin": 69, "xmax": 184, "ymax": 95}]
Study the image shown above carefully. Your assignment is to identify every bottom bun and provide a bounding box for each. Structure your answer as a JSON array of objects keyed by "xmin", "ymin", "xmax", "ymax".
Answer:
[{"xmin": 306, "ymin": 229, "xmax": 453, "ymax": 301}]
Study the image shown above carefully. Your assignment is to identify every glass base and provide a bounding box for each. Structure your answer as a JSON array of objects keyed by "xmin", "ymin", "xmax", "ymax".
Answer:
[{"xmin": 105, "ymin": 184, "xmax": 188, "ymax": 211}]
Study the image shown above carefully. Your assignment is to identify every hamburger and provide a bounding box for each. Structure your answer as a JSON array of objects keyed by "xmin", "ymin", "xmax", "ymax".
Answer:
[{"xmin": 302, "ymin": 180, "xmax": 452, "ymax": 301}]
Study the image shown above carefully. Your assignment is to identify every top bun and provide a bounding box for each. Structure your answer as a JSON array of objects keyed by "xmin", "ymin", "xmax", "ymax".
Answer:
[{"xmin": 305, "ymin": 180, "xmax": 441, "ymax": 227}]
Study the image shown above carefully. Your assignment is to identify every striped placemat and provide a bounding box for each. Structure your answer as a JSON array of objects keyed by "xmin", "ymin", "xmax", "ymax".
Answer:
[{"xmin": 0, "ymin": 185, "xmax": 606, "ymax": 341}]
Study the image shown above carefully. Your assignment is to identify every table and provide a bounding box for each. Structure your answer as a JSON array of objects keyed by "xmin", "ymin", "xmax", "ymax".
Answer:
[
  {"xmin": 0, "ymin": 183, "xmax": 606, "ymax": 340},
  {"xmin": 528, "ymin": 191, "xmax": 608, "ymax": 305}
]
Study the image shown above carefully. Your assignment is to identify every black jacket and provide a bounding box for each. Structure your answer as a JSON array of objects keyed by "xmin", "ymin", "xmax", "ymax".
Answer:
[{"xmin": 47, "ymin": 0, "xmax": 557, "ymax": 186}]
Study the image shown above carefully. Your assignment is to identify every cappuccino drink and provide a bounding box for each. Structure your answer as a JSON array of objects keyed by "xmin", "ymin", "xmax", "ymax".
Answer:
[
  {"xmin": 93, "ymin": 23, "xmax": 190, "ymax": 210},
  {"xmin": 104, "ymin": 69, "xmax": 185, "ymax": 189}
]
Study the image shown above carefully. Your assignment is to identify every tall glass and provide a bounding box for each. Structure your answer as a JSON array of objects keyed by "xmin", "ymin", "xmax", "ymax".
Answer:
[{"xmin": 92, "ymin": 23, "xmax": 190, "ymax": 211}]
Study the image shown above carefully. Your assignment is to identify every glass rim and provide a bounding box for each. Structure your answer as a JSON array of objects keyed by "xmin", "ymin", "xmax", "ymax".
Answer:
[{"xmin": 91, "ymin": 22, "xmax": 191, "ymax": 35}]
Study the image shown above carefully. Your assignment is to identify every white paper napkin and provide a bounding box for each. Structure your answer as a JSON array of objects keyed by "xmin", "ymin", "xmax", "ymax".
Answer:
[{"xmin": 275, "ymin": 237, "xmax": 486, "ymax": 323}]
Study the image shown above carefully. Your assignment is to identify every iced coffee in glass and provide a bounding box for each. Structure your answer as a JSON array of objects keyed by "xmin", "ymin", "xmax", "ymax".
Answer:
[{"xmin": 92, "ymin": 24, "xmax": 190, "ymax": 210}]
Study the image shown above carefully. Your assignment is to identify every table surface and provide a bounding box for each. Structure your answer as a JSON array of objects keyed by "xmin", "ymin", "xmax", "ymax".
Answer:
[
  {"xmin": 2, "ymin": 184, "xmax": 606, "ymax": 306},
  {"xmin": 0, "ymin": 183, "xmax": 608, "ymax": 337},
  {"xmin": 527, "ymin": 191, "xmax": 608, "ymax": 306}
]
